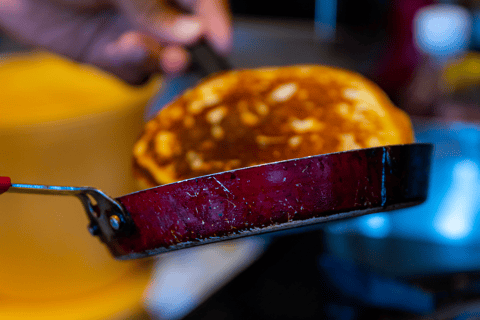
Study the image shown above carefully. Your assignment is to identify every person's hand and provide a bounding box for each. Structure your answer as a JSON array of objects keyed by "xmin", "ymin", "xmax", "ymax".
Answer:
[{"xmin": 0, "ymin": 0, "xmax": 232, "ymax": 84}]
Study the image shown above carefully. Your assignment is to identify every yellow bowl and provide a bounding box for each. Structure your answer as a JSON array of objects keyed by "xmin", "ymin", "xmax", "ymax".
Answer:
[{"xmin": 0, "ymin": 52, "xmax": 160, "ymax": 319}]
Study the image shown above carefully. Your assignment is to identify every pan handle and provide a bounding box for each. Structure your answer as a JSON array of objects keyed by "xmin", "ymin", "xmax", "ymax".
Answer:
[
  {"xmin": 0, "ymin": 176, "xmax": 133, "ymax": 241},
  {"xmin": 0, "ymin": 176, "xmax": 11, "ymax": 195},
  {"xmin": 189, "ymin": 41, "xmax": 231, "ymax": 76}
]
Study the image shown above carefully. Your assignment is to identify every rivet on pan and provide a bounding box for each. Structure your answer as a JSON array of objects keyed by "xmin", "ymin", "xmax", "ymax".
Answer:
[
  {"xmin": 109, "ymin": 215, "xmax": 122, "ymax": 230},
  {"xmin": 88, "ymin": 223, "xmax": 100, "ymax": 236}
]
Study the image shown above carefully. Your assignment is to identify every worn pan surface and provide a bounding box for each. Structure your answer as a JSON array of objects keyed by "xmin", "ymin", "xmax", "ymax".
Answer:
[{"xmin": 105, "ymin": 143, "xmax": 432, "ymax": 260}]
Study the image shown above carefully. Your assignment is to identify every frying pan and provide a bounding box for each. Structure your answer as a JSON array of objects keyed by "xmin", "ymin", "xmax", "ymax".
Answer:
[{"xmin": 1, "ymin": 143, "xmax": 433, "ymax": 260}]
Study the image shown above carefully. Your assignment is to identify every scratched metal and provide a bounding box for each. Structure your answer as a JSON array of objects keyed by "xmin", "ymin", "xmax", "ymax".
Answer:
[{"xmin": 107, "ymin": 144, "xmax": 432, "ymax": 260}]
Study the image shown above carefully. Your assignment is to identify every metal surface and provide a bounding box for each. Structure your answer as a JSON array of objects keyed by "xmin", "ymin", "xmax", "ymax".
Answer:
[
  {"xmin": 5, "ymin": 182, "xmax": 132, "ymax": 243},
  {"xmin": 106, "ymin": 143, "xmax": 432, "ymax": 260}
]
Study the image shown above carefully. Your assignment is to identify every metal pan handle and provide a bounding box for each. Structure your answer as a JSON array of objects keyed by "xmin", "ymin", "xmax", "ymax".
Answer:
[{"xmin": 0, "ymin": 176, "xmax": 132, "ymax": 242}]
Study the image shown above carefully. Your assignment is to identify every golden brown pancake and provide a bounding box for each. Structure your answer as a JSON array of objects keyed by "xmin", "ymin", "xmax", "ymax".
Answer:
[{"xmin": 134, "ymin": 65, "xmax": 414, "ymax": 186}]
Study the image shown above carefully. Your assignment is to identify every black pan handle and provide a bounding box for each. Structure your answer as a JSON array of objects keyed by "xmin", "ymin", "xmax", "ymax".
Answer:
[{"xmin": 189, "ymin": 41, "xmax": 232, "ymax": 77}]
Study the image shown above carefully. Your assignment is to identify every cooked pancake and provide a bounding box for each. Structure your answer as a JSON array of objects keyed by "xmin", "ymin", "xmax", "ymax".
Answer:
[{"xmin": 134, "ymin": 65, "xmax": 414, "ymax": 186}]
